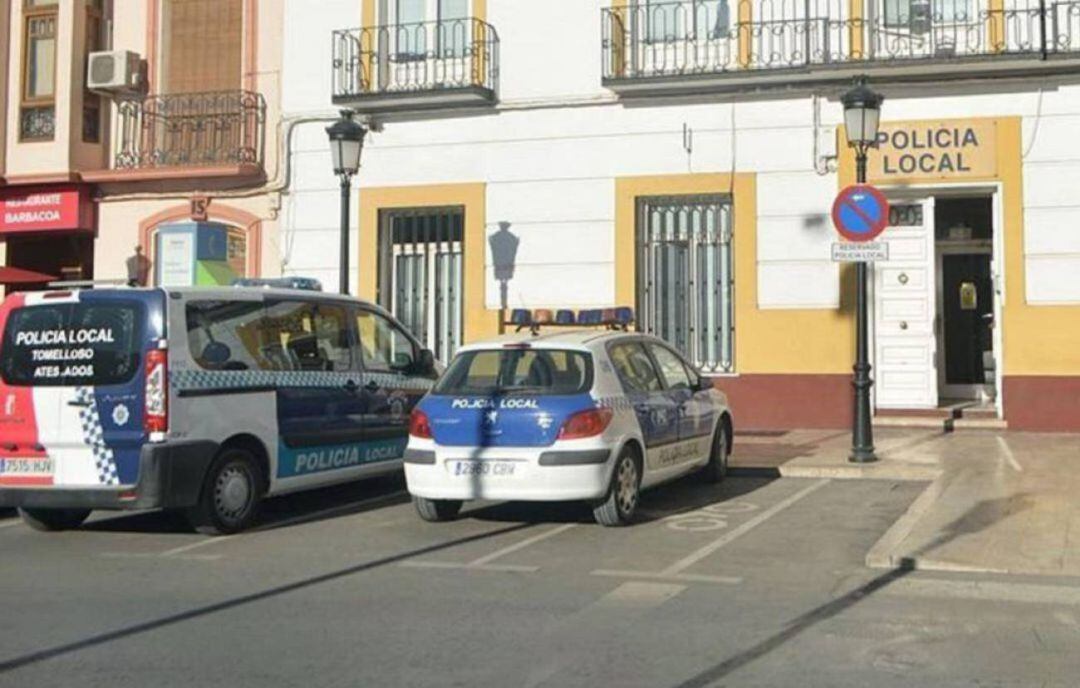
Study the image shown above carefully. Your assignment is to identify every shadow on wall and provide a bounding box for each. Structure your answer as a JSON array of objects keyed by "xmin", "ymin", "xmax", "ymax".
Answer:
[{"xmin": 488, "ymin": 221, "xmax": 520, "ymax": 321}]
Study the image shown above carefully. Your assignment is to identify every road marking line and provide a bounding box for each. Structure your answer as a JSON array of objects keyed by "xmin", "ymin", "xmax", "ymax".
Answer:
[
  {"xmin": 660, "ymin": 479, "xmax": 830, "ymax": 576},
  {"xmin": 997, "ymin": 436, "xmax": 1022, "ymax": 472},
  {"xmin": 400, "ymin": 561, "xmax": 539, "ymax": 573},
  {"xmin": 886, "ymin": 578, "xmax": 1080, "ymax": 606},
  {"xmin": 591, "ymin": 569, "xmax": 742, "ymax": 585},
  {"xmin": 594, "ymin": 581, "xmax": 687, "ymax": 609},
  {"xmin": 99, "ymin": 552, "xmax": 222, "ymax": 562},
  {"xmin": 160, "ymin": 536, "xmax": 235, "ymax": 557},
  {"xmin": 0, "ymin": 519, "xmax": 22, "ymax": 530},
  {"xmin": 468, "ymin": 523, "xmax": 577, "ymax": 566}
]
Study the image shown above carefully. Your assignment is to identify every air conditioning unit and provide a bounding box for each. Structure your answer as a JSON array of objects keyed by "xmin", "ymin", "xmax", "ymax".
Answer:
[{"xmin": 87, "ymin": 50, "xmax": 142, "ymax": 95}]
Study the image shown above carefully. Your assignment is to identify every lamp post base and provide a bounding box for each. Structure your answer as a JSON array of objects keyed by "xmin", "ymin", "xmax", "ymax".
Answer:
[{"xmin": 849, "ymin": 447, "xmax": 879, "ymax": 464}]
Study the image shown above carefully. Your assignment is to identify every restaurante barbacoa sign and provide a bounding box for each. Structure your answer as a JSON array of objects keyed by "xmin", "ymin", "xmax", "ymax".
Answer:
[{"xmin": 869, "ymin": 120, "xmax": 997, "ymax": 181}]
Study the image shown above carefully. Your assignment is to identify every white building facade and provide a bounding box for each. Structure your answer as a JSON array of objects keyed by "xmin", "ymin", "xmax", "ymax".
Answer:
[{"xmin": 281, "ymin": 0, "xmax": 1080, "ymax": 431}]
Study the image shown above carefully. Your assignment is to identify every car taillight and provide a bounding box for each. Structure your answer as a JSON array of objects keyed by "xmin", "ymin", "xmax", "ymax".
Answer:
[
  {"xmin": 409, "ymin": 409, "xmax": 433, "ymax": 439},
  {"xmin": 144, "ymin": 347, "xmax": 168, "ymax": 437},
  {"xmin": 557, "ymin": 407, "xmax": 613, "ymax": 440}
]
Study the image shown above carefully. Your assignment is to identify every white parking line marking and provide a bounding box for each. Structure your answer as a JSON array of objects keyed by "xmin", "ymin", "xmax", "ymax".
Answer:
[
  {"xmin": 660, "ymin": 479, "xmax": 830, "ymax": 576},
  {"xmin": 469, "ymin": 523, "xmax": 577, "ymax": 566},
  {"xmin": 997, "ymin": 436, "xmax": 1022, "ymax": 472},
  {"xmin": 400, "ymin": 523, "xmax": 577, "ymax": 573},
  {"xmin": 0, "ymin": 519, "xmax": 23, "ymax": 530},
  {"xmin": 594, "ymin": 582, "xmax": 687, "ymax": 609},
  {"xmin": 400, "ymin": 561, "xmax": 539, "ymax": 573},
  {"xmin": 160, "ymin": 536, "xmax": 234, "ymax": 557},
  {"xmin": 591, "ymin": 569, "xmax": 741, "ymax": 586},
  {"xmin": 99, "ymin": 552, "xmax": 222, "ymax": 562}
]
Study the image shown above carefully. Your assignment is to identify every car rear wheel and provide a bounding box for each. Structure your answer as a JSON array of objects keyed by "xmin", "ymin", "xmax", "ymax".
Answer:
[
  {"xmin": 185, "ymin": 448, "xmax": 264, "ymax": 535},
  {"xmin": 592, "ymin": 446, "xmax": 640, "ymax": 527},
  {"xmin": 413, "ymin": 496, "xmax": 463, "ymax": 522},
  {"xmin": 18, "ymin": 508, "xmax": 91, "ymax": 532},
  {"xmin": 700, "ymin": 423, "xmax": 729, "ymax": 484}
]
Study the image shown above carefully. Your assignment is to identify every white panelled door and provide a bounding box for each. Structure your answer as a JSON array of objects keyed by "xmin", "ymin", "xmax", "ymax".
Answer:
[{"xmin": 874, "ymin": 197, "xmax": 938, "ymax": 409}]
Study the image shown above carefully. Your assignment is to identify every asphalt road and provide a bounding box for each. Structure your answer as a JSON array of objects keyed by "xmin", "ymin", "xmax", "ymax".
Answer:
[{"xmin": 1, "ymin": 473, "xmax": 1078, "ymax": 687}]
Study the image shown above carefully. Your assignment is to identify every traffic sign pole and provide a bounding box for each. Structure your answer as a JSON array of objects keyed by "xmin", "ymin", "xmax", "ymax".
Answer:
[{"xmin": 832, "ymin": 178, "xmax": 886, "ymax": 463}]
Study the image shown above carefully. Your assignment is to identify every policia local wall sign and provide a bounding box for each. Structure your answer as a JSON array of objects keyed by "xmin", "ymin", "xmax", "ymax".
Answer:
[{"xmin": 868, "ymin": 120, "xmax": 997, "ymax": 181}]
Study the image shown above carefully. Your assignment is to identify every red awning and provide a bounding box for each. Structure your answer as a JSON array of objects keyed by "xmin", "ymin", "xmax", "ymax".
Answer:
[{"xmin": 0, "ymin": 266, "xmax": 56, "ymax": 285}]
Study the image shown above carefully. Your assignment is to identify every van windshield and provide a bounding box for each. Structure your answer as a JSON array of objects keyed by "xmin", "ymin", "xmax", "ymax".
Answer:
[
  {"xmin": 0, "ymin": 302, "xmax": 144, "ymax": 387},
  {"xmin": 433, "ymin": 348, "xmax": 592, "ymax": 396}
]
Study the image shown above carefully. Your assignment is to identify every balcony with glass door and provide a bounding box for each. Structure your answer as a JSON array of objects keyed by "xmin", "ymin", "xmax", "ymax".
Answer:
[
  {"xmin": 603, "ymin": 0, "xmax": 1080, "ymax": 95},
  {"xmin": 332, "ymin": 0, "xmax": 499, "ymax": 113}
]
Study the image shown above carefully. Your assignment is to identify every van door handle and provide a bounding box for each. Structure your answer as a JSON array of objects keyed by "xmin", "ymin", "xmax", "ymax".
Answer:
[{"xmin": 67, "ymin": 400, "xmax": 91, "ymax": 408}]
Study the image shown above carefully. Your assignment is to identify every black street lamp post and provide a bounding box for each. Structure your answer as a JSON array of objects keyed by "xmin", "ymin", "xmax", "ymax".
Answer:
[
  {"xmin": 326, "ymin": 110, "xmax": 368, "ymax": 296},
  {"xmin": 841, "ymin": 78, "xmax": 884, "ymax": 464}
]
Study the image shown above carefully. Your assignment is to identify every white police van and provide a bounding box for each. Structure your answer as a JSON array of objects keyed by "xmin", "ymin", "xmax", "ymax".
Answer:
[
  {"xmin": 0, "ymin": 278, "xmax": 437, "ymax": 534},
  {"xmin": 404, "ymin": 314, "xmax": 733, "ymax": 526}
]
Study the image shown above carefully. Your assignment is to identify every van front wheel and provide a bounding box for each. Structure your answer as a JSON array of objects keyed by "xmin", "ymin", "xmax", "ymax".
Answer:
[
  {"xmin": 185, "ymin": 448, "xmax": 264, "ymax": 535},
  {"xmin": 18, "ymin": 508, "xmax": 91, "ymax": 532}
]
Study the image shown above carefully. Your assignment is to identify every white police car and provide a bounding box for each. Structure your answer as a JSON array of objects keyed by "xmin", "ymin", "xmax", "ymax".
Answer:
[{"xmin": 403, "ymin": 321, "xmax": 733, "ymax": 526}]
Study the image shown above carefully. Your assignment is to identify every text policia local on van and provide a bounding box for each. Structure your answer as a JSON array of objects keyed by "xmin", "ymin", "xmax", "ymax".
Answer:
[{"xmin": 873, "ymin": 122, "xmax": 993, "ymax": 177}]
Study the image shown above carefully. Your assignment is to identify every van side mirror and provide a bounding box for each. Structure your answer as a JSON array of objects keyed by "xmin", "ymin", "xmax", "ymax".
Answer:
[{"xmin": 415, "ymin": 348, "xmax": 437, "ymax": 377}]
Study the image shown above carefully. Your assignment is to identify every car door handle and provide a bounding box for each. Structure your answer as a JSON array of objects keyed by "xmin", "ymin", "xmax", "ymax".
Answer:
[
  {"xmin": 343, "ymin": 380, "xmax": 359, "ymax": 393},
  {"xmin": 363, "ymin": 380, "xmax": 380, "ymax": 392},
  {"xmin": 67, "ymin": 400, "xmax": 91, "ymax": 408}
]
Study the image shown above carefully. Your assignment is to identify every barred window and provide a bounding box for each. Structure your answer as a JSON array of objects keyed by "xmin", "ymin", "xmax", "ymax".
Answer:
[{"xmin": 636, "ymin": 195, "xmax": 734, "ymax": 373}]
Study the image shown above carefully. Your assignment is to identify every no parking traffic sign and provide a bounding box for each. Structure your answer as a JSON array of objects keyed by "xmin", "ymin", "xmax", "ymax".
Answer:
[{"xmin": 831, "ymin": 185, "xmax": 890, "ymax": 243}]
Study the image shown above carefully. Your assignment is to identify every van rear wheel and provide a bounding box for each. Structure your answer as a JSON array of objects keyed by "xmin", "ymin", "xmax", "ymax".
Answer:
[
  {"xmin": 19, "ymin": 508, "xmax": 91, "ymax": 532},
  {"xmin": 185, "ymin": 448, "xmax": 264, "ymax": 535}
]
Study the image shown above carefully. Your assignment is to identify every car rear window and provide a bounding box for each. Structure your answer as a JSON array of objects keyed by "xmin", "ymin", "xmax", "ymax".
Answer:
[
  {"xmin": 0, "ymin": 302, "xmax": 144, "ymax": 387},
  {"xmin": 433, "ymin": 348, "xmax": 592, "ymax": 396}
]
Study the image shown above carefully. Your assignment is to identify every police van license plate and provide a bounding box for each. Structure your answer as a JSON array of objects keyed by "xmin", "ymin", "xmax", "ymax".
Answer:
[
  {"xmin": 0, "ymin": 457, "xmax": 54, "ymax": 477},
  {"xmin": 451, "ymin": 460, "xmax": 516, "ymax": 477}
]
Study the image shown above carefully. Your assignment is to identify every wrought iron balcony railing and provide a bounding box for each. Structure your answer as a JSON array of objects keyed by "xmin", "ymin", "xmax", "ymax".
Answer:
[
  {"xmin": 604, "ymin": 0, "xmax": 1080, "ymax": 85},
  {"xmin": 114, "ymin": 90, "xmax": 266, "ymax": 170},
  {"xmin": 332, "ymin": 17, "xmax": 499, "ymax": 108}
]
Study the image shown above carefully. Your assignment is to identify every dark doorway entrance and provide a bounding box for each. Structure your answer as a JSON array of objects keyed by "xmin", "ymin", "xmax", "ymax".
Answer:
[
  {"xmin": 934, "ymin": 195, "xmax": 995, "ymax": 403},
  {"xmin": 942, "ymin": 253, "xmax": 993, "ymax": 385}
]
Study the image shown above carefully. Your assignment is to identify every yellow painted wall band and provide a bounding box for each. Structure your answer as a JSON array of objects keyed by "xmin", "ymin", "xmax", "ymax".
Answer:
[
  {"xmin": 737, "ymin": 0, "xmax": 753, "ymax": 68},
  {"xmin": 359, "ymin": 183, "xmax": 498, "ymax": 343}
]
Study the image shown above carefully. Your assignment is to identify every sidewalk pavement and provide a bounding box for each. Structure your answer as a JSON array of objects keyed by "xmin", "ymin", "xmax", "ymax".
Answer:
[{"xmin": 731, "ymin": 427, "xmax": 1080, "ymax": 578}]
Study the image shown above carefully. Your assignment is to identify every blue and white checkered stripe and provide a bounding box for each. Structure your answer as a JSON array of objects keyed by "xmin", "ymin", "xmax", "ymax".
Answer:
[
  {"xmin": 74, "ymin": 386, "xmax": 120, "ymax": 486},
  {"xmin": 170, "ymin": 369, "xmax": 434, "ymax": 393}
]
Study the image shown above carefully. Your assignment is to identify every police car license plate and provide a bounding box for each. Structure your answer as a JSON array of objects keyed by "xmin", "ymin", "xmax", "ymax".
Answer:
[
  {"xmin": 0, "ymin": 457, "xmax": 54, "ymax": 477},
  {"xmin": 451, "ymin": 460, "xmax": 516, "ymax": 477}
]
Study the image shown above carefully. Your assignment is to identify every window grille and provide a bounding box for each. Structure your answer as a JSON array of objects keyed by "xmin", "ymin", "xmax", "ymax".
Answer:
[{"xmin": 636, "ymin": 195, "xmax": 734, "ymax": 373}]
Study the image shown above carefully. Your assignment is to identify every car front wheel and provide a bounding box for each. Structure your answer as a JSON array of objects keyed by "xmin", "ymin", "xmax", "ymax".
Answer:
[{"xmin": 701, "ymin": 422, "xmax": 729, "ymax": 484}]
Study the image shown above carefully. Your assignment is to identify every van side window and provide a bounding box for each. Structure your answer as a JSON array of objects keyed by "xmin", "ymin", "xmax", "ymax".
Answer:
[
  {"xmin": 186, "ymin": 300, "xmax": 266, "ymax": 371},
  {"xmin": 355, "ymin": 309, "xmax": 415, "ymax": 372},
  {"xmin": 262, "ymin": 301, "xmax": 352, "ymax": 372}
]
